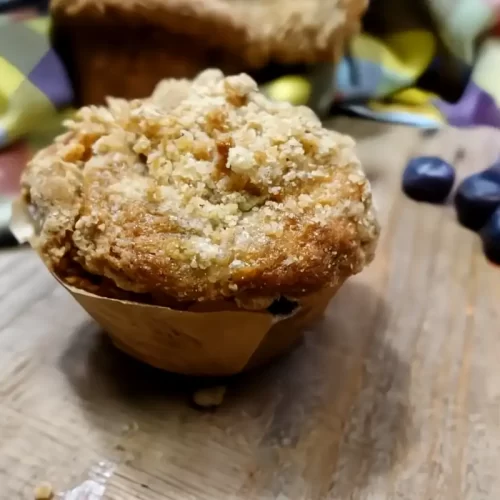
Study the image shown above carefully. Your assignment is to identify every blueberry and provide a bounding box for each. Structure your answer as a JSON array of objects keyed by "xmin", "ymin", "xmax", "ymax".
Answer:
[
  {"xmin": 454, "ymin": 168, "xmax": 500, "ymax": 231},
  {"xmin": 487, "ymin": 159, "xmax": 500, "ymax": 171},
  {"xmin": 480, "ymin": 207, "xmax": 500, "ymax": 264},
  {"xmin": 402, "ymin": 156, "xmax": 455, "ymax": 203},
  {"xmin": 267, "ymin": 297, "xmax": 299, "ymax": 316}
]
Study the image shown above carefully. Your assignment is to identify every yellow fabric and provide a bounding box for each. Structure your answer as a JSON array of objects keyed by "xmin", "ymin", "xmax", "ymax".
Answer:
[
  {"xmin": 0, "ymin": 56, "xmax": 24, "ymax": 96},
  {"xmin": 352, "ymin": 31, "xmax": 436, "ymax": 80}
]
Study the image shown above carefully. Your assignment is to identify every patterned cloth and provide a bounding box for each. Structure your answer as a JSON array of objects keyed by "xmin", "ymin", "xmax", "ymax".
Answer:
[
  {"xmin": 335, "ymin": 0, "xmax": 500, "ymax": 128},
  {"xmin": 0, "ymin": 9, "xmax": 72, "ymax": 238},
  {"xmin": 0, "ymin": 13, "xmax": 72, "ymax": 149},
  {"xmin": 2, "ymin": 0, "xmax": 500, "ymax": 238}
]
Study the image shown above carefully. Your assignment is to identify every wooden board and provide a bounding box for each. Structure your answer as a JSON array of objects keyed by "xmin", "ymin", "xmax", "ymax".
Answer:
[{"xmin": 1, "ymin": 119, "xmax": 500, "ymax": 500}]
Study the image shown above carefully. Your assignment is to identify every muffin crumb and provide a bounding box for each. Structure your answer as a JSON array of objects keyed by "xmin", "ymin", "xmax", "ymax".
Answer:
[
  {"xmin": 193, "ymin": 386, "xmax": 227, "ymax": 408},
  {"xmin": 34, "ymin": 482, "xmax": 53, "ymax": 500}
]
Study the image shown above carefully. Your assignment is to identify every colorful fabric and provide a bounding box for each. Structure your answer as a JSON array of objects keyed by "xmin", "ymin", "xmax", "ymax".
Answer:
[
  {"xmin": 264, "ymin": 0, "xmax": 500, "ymax": 128},
  {"xmin": 0, "ymin": 8, "xmax": 72, "ymax": 239},
  {"xmin": 0, "ymin": 13, "xmax": 72, "ymax": 149},
  {"xmin": 331, "ymin": 0, "xmax": 500, "ymax": 128}
]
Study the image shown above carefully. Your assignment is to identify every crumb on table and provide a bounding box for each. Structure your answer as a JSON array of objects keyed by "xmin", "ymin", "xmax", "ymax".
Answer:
[
  {"xmin": 34, "ymin": 482, "xmax": 53, "ymax": 500},
  {"xmin": 193, "ymin": 386, "xmax": 227, "ymax": 408}
]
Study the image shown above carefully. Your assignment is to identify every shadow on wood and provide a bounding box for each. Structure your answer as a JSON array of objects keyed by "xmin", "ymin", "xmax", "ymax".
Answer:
[{"xmin": 58, "ymin": 280, "xmax": 413, "ymax": 498}]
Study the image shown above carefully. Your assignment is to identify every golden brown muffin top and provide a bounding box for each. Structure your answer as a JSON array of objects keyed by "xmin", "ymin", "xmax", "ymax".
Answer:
[
  {"xmin": 22, "ymin": 70, "xmax": 379, "ymax": 307},
  {"xmin": 51, "ymin": 0, "xmax": 367, "ymax": 67}
]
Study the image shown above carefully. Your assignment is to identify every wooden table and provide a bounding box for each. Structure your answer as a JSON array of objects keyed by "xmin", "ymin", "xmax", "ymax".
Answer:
[{"xmin": 1, "ymin": 119, "xmax": 500, "ymax": 500}]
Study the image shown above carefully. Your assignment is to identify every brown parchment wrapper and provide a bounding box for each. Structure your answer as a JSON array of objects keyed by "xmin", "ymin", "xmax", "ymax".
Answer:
[{"xmin": 10, "ymin": 198, "xmax": 342, "ymax": 376}]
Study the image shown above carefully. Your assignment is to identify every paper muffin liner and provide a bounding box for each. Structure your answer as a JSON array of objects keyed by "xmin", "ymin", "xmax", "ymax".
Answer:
[{"xmin": 11, "ymin": 197, "xmax": 342, "ymax": 376}]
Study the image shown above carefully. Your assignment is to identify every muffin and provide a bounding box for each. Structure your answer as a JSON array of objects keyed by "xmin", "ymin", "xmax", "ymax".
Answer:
[
  {"xmin": 51, "ymin": 0, "xmax": 368, "ymax": 104},
  {"xmin": 18, "ymin": 69, "xmax": 379, "ymax": 374}
]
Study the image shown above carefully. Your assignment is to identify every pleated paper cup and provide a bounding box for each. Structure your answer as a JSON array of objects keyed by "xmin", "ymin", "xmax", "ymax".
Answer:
[{"xmin": 11, "ymin": 198, "xmax": 342, "ymax": 376}]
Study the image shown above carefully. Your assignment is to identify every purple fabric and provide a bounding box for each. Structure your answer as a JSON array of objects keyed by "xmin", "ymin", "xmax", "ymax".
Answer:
[
  {"xmin": 434, "ymin": 81, "xmax": 500, "ymax": 129},
  {"xmin": 27, "ymin": 49, "xmax": 73, "ymax": 108}
]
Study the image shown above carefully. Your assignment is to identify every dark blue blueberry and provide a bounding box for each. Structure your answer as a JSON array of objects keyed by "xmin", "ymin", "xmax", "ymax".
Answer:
[
  {"xmin": 402, "ymin": 156, "xmax": 456, "ymax": 203},
  {"xmin": 454, "ymin": 168, "xmax": 500, "ymax": 231},
  {"xmin": 480, "ymin": 207, "xmax": 500, "ymax": 265},
  {"xmin": 487, "ymin": 159, "xmax": 500, "ymax": 171},
  {"xmin": 267, "ymin": 297, "xmax": 299, "ymax": 317}
]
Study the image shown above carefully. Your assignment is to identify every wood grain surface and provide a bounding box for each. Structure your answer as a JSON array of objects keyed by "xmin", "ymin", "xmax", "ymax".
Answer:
[{"xmin": 1, "ymin": 119, "xmax": 500, "ymax": 500}]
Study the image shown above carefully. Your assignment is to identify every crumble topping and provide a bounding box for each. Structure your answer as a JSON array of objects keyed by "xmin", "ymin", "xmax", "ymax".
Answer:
[{"xmin": 22, "ymin": 69, "xmax": 379, "ymax": 301}]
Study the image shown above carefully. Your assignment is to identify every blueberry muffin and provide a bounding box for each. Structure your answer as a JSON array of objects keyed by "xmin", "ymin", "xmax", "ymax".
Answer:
[
  {"xmin": 21, "ymin": 69, "xmax": 379, "ymax": 312},
  {"xmin": 51, "ymin": 0, "xmax": 368, "ymax": 104}
]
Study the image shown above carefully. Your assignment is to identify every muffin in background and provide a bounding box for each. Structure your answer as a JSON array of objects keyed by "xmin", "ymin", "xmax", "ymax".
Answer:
[
  {"xmin": 16, "ymin": 69, "xmax": 379, "ymax": 375},
  {"xmin": 50, "ymin": 0, "xmax": 368, "ymax": 104}
]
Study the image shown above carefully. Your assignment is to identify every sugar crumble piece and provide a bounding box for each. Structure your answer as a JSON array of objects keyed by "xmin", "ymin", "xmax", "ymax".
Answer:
[
  {"xmin": 34, "ymin": 482, "xmax": 53, "ymax": 500},
  {"xmin": 193, "ymin": 386, "xmax": 227, "ymax": 408}
]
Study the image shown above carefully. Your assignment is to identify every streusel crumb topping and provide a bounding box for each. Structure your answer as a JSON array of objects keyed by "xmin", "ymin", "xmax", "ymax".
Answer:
[{"xmin": 22, "ymin": 69, "xmax": 379, "ymax": 304}]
